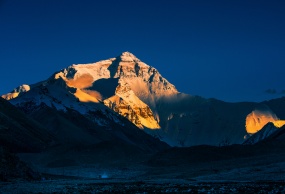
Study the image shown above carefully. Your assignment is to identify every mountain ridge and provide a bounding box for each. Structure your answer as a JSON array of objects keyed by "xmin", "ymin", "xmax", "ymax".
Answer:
[{"xmin": 2, "ymin": 51, "xmax": 285, "ymax": 147}]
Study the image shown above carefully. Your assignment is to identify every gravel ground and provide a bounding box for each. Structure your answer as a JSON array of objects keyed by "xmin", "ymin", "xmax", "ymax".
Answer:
[{"xmin": 1, "ymin": 179, "xmax": 285, "ymax": 193}]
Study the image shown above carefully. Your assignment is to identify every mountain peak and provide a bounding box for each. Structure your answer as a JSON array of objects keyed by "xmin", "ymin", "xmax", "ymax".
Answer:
[
  {"xmin": 119, "ymin": 51, "xmax": 140, "ymax": 62},
  {"xmin": 1, "ymin": 84, "xmax": 30, "ymax": 100}
]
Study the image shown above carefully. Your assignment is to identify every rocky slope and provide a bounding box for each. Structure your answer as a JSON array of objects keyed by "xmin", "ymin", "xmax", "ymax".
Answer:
[{"xmin": 0, "ymin": 97, "xmax": 54, "ymax": 152}]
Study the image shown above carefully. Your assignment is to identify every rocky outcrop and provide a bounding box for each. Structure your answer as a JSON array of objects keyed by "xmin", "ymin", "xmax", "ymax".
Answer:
[{"xmin": 104, "ymin": 82, "xmax": 160, "ymax": 129}]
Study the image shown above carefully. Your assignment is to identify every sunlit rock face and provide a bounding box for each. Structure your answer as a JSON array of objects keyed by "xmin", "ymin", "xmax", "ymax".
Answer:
[
  {"xmin": 1, "ymin": 84, "xmax": 30, "ymax": 100},
  {"xmin": 246, "ymin": 105, "xmax": 285, "ymax": 134},
  {"xmin": 104, "ymin": 82, "xmax": 160, "ymax": 129}
]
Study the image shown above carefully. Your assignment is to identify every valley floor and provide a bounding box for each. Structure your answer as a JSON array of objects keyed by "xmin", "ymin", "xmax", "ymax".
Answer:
[
  {"xmin": 1, "ymin": 178, "xmax": 285, "ymax": 193},
  {"xmin": 3, "ymin": 143, "xmax": 285, "ymax": 193},
  {"xmin": 1, "ymin": 160, "xmax": 285, "ymax": 194}
]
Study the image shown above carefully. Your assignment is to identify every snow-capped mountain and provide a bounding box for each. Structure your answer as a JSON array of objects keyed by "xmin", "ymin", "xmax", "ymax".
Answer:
[
  {"xmin": 2, "ymin": 84, "xmax": 30, "ymax": 100},
  {"xmin": 245, "ymin": 104, "xmax": 285, "ymax": 134},
  {"xmin": 3, "ymin": 52, "xmax": 285, "ymax": 147},
  {"xmin": 3, "ymin": 52, "xmax": 176, "ymax": 130}
]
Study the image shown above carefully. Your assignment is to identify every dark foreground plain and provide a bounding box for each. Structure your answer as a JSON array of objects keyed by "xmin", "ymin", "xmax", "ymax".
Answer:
[
  {"xmin": 2, "ymin": 141, "xmax": 285, "ymax": 193},
  {"xmin": 1, "ymin": 178, "xmax": 285, "ymax": 193}
]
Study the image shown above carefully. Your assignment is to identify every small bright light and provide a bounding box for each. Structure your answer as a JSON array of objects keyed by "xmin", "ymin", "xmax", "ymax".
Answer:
[{"xmin": 101, "ymin": 173, "xmax": 108, "ymax": 179}]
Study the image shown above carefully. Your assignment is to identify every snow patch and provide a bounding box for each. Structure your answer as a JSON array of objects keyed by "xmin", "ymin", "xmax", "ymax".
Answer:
[{"xmin": 1, "ymin": 84, "xmax": 30, "ymax": 100}]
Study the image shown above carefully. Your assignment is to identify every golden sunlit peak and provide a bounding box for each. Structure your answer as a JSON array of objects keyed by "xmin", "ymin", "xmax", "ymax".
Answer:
[
  {"xmin": 1, "ymin": 84, "xmax": 30, "ymax": 100},
  {"xmin": 119, "ymin": 51, "xmax": 140, "ymax": 62},
  {"xmin": 272, "ymin": 120, "xmax": 285, "ymax": 128},
  {"xmin": 245, "ymin": 105, "xmax": 284, "ymax": 134},
  {"xmin": 121, "ymin": 51, "xmax": 135, "ymax": 56}
]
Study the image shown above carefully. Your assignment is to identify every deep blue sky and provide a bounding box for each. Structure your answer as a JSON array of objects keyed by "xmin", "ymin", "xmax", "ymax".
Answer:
[{"xmin": 1, "ymin": 0, "xmax": 284, "ymax": 102}]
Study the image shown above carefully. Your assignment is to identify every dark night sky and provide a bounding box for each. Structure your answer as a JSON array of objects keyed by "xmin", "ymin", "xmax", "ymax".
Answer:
[{"xmin": 0, "ymin": 0, "xmax": 284, "ymax": 102}]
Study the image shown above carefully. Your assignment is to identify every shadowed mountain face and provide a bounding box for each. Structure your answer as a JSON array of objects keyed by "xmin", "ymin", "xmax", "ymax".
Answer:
[
  {"xmin": 0, "ymin": 79, "xmax": 168, "ymax": 170},
  {"xmin": 18, "ymin": 102, "xmax": 168, "ymax": 153},
  {"xmin": 0, "ymin": 98, "xmax": 54, "ymax": 152},
  {"xmin": 0, "ymin": 92, "xmax": 168, "ymax": 173},
  {"xmin": 2, "ymin": 52, "xmax": 285, "ymax": 147}
]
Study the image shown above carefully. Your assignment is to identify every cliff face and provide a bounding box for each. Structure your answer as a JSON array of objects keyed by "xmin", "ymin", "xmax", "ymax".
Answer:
[{"xmin": 104, "ymin": 82, "xmax": 160, "ymax": 129}]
